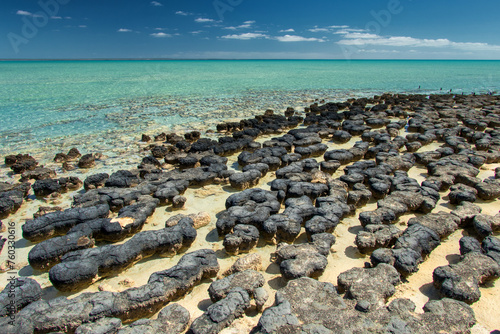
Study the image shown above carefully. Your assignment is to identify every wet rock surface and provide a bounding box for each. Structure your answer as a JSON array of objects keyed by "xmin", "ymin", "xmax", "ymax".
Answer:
[{"xmin": 32, "ymin": 176, "xmax": 82, "ymax": 197}]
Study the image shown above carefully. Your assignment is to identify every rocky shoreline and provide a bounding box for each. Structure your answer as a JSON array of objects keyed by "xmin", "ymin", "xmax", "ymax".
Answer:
[{"xmin": 0, "ymin": 93, "xmax": 499, "ymax": 333}]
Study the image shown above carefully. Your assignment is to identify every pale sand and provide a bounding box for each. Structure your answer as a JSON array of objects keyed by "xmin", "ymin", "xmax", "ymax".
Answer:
[{"xmin": 0, "ymin": 131, "xmax": 499, "ymax": 333}]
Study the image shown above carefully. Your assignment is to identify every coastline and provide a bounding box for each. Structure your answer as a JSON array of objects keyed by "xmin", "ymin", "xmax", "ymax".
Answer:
[{"xmin": 0, "ymin": 92, "xmax": 499, "ymax": 333}]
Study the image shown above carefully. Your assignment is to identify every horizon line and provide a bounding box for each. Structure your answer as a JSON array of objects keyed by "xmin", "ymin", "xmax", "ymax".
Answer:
[{"xmin": 1, "ymin": 58, "xmax": 500, "ymax": 62}]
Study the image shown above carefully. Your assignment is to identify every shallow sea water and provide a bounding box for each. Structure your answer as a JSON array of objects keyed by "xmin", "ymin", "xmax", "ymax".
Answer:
[{"xmin": 1, "ymin": 60, "xmax": 499, "ymax": 161}]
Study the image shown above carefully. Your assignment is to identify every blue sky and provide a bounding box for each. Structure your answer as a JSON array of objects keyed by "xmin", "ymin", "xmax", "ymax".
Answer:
[{"xmin": 2, "ymin": 0, "xmax": 500, "ymax": 59}]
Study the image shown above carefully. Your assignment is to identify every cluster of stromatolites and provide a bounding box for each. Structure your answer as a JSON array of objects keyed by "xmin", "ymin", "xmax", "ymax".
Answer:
[{"xmin": 0, "ymin": 93, "xmax": 499, "ymax": 333}]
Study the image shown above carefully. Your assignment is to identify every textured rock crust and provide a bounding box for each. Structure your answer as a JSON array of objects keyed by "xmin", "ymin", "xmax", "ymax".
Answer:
[
  {"xmin": 0, "ymin": 278, "xmax": 42, "ymax": 317},
  {"xmin": 28, "ymin": 197, "xmax": 158, "ymax": 270},
  {"xmin": 0, "ymin": 249, "xmax": 219, "ymax": 333},
  {"xmin": 275, "ymin": 233, "xmax": 335, "ymax": 279},
  {"xmin": 253, "ymin": 277, "xmax": 476, "ymax": 334},
  {"xmin": 433, "ymin": 237, "xmax": 500, "ymax": 304},
  {"xmin": 22, "ymin": 204, "xmax": 111, "ymax": 242},
  {"xmin": 48, "ymin": 217, "xmax": 197, "ymax": 291},
  {"xmin": 75, "ymin": 304, "xmax": 190, "ymax": 334}
]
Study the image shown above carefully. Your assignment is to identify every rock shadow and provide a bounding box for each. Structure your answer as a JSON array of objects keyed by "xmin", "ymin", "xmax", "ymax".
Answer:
[
  {"xmin": 18, "ymin": 265, "xmax": 33, "ymax": 277},
  {"xmin": 419, "ymin": 282, "xmax": 441, "ymax": 301},
  {"xmin": 198, "ymin": 298, "xmax": 213, "ymax": 312},
  {"xmin": 344, "ymin": 245, "xmax": 364, "ymax": 260},
  {"xmin": 205, "ymin": 228, "xmax": 219, "ymax": 242},
  {"xmin": 215, "ymin": 249, "xmax": 231, "ymax": 260},
  {"xmin": 446, "ymin": 253, "xmax": 461, "ymax": 265},
  {"xmin": 265, "ymin": 262, "xmax": 280, "ymax": 275},
  {"xmin": 267, "ymin": 276, "xmax": 286, "ymax": 290},
  {"xmin": 438, "ymin": 200, "xmax": 455, "ymax": 211},
  {"xmin": 230, "ymin": 161, "xmax": 241, "ymax": 171},
  {"xmin": 222, "ymin": 185, "xmax": 239, "ymax": 194},
  {"xmin": 347, "ymin": 225, "xmax": 364, "ymax": 235}
]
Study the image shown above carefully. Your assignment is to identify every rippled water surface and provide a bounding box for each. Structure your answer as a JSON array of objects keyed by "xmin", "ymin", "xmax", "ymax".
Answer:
[{"xmin": 1, "ymin": 60, "xmax": 499, "ymax": 156}]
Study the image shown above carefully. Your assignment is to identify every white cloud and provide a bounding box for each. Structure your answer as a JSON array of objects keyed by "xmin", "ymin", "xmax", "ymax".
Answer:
[
  {"xmin": 164, "ymin": 50, "xmax": 337, "ymax": 59},
  {"xmin": 51, "ymin": 16, "xmax": 62, "ymax": 19},
  {"xmin": 65, "ymin": 16, "xmax": 72, "ymax": 19},
  {"xmin": 358, "ymin": 49, "xmax": 401, "ymax": 54},
  {"xmin": 342, "ymin": 32, "xmax": 379, "ymax": 39},
  {"xmin": 195, "ymin": 18, "xmax": 214, "ymax": 23},
  {"xmin": 150, "ymin": 32, "xmax": 172, "ymax": 38},
  {"xmin": 309, "ymin": 28, "xmax": 330, "ymax": 33},
  {"xmin": 118, "ymin": 28, "xmax": 132, "ymax": 32},
  {"xmin": 275, "ymin": 35, "xmax": 326, "ymax": 42},
  {"xmin": 333, "ymin": 28, "xmax": 368, "ymax": 35},
  {"xmin": 151, "ymin": 1, "xmax": 163, "ymax": 6},
  {"xmin": 307, "ymin": 26, "xmax": 369, "ymax": 35},
  {"xmin": 221, "ymin": 32, "xmax": 268, "ymax": 40},
  {"xmin": 175, "ymin": 11, "xmax": 191, "ymax": 16},
  {"xmin": 16, "ymin": 10, "xmax": 32, "ymax": 16},
  {"xmin": 279, "ymin": 29, "xmax": 295, "ymax": 33},
  {"xmin": 224, "ymin": 21, "xmax": 255, "ymax": 30},
  {"xmin": 79, "ymin": 25, "xmax": 87, "ymax": 28},
  {"xmin": 154, "ymin": 27, "xmax": 165, "ymax": 31},
  {"xmin": 190, "ymin": 30, "xmax": 205, "ymax": 34},
  {"xmin": 337, "ymin": 34, "xmax": 500, "ymax": 51}
]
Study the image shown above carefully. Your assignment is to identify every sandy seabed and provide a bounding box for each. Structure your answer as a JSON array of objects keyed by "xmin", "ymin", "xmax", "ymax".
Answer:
[{"xmin": 0, "ymin": 108, "xmax": 499, "ymax": 333}]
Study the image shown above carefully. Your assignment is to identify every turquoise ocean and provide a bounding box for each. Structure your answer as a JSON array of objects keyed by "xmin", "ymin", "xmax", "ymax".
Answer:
[{"xmin": 0, "ymin": 60, "xmax": 499, "ymax": 158}]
